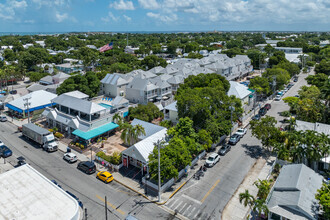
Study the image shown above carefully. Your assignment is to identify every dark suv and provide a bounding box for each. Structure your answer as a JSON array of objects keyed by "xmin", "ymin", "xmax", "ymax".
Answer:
[
  {"xmin": 77, "ymin": 161, "xmax": 96, "ymax": 174},
  {"xmin": 259, "ymin": 107, "xmax": 267, "ymax": 116}
]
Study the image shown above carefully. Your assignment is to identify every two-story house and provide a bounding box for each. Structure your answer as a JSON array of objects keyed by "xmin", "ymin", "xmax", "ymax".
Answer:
[
  {"xmin": 125, "ymin": 78, "xmax": 159, "ymax": 104},
  {"xmin": 42, "ymin": 92, "xmax": 118, "ymax": 144},
  {"xmin": 100, "ymin": 73, "xmax": 130, "ymax": 97}
]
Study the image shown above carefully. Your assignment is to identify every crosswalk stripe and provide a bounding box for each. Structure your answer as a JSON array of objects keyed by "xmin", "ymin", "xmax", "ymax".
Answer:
[
  {"xmin": 178, "ymin": 203, "xmax": 188, "ymax": 213},
  {"xmin": 182, "ymin": 204, "xmax": 191, "ymax": 216},
  {"xmin": 169, "ymin": 198, "xmax": 179, "ymax": 209},
  {"xmin": 173, "ymin": 201, "xmax": 183, "ymax": 211},
  {"xmin": 187, "ymin": 207, "xmax": 196, "ymax": 218},
  {"xmin": 193, "ymin": 210, "xmax": 200, "ymax": 219}
]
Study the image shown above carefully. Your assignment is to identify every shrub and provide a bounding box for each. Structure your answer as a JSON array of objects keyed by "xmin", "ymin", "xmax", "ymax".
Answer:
[
  {"xmin": 80, "ymin": 144, "xmax": 84, "ymax": 149},
  {"xmin": 75, "ymin": 143, "xmax": 80, "ymax": 147},
  {"xmin": 48, "ymin": 129, "xmax": 54, "ymax": 133},
  {"xmin": 96, "ymin": 151, "xmax": 122, "ymax": 165},
  {"xmin": 54, "ymin": 132, "xmax": 64, "ymax": 139}
]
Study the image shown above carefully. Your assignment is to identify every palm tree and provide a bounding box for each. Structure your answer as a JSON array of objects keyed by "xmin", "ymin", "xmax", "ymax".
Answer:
[
  {"xmin": 254, "ymin": 179, "xmax": 272, "ymax": 200},
  {"xmin": 120, "ymin": 123, "xmax": 133, "ymax": 145},
  {"xmin": 133, "ymin": 124, "xmax": 146, "ymax": 142},
  {"xmin": 112, "ymin": 113, "xmax": 122, "ymax": 125},
  {"xmin": 239, "ymin": 189, "xmax": 255, "ymax": 209},
  {"xmin": 253, "ymin": 199, "xmax": 269, "ymax": 218}
]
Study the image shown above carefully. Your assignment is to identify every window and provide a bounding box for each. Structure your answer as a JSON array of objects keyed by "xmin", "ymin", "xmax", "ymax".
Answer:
[{"xmin": 270, "ymin": 212, "xmax": 281, "ymax": 220}]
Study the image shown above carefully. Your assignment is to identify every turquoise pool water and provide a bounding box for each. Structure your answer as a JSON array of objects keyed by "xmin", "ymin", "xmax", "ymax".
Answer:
[{"xmin": 98, "ymin": 103, "xmax": 113, "ymax": 108}]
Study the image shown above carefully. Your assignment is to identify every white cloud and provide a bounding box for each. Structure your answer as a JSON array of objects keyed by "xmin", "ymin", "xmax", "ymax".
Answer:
[
  {"xmin": 24, "ymin": 19, "xmax": 35, "ymax": 24},
  {"xmin": 123, "ymin": 14, "xmax": 131, "ymax": 21},
  {"xmin": 0, "ymin": 0, "xmax": 27, "ymax": 20},
  {"xmin": 101, "ymin": 12, "xmax": 120, "ymax": 22},
  {"xmin": 55, "ymin": 12, "xmax": 68, "ymax": 22},
  {"xmin": 110, "ymin": 0, "xmax": 135, "ymax": 10},
  {"xmin": 138, "ymin": 0, "xmax": 159, "ymax": 9},
  {"xmin": 146, "ymin": 12, "xmax": 177, "ymax": 23}
]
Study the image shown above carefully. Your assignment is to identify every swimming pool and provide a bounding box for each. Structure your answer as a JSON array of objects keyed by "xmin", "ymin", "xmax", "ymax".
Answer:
[{"xmin": 98, "ymin": 103, "xmax": 113, "ymax": 108}]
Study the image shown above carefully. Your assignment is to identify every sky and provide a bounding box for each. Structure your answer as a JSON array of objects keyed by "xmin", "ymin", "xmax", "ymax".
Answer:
[{"xmin": 0, "ymin": 0, "xmax": 330, "ymax": 33}]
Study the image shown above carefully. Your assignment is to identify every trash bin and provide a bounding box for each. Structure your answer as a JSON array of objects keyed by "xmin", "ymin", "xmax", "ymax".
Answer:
[{"xmin": 67, "ymin": 147, "xmax": 71, "ymax": 153}]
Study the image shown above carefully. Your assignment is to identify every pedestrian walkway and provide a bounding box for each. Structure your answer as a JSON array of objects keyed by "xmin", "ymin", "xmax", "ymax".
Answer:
[{"xmin": 221, "ymin": 156, "xmax": 276, "ymax": 220}]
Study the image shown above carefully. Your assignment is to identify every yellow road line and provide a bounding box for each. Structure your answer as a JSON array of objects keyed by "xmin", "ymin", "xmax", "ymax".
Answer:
[
  {"xmin": 200, "ymin": 179, "xmax": 220, "ymax": 203},
  {"xmin": 96, "ymin": 194, "xmax": 125, "ymax": 215}
]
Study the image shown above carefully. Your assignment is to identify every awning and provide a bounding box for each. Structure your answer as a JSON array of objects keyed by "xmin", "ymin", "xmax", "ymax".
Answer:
[{"xmin": 72, "ymin": 122, "xmax": 119, "ymax": 140}]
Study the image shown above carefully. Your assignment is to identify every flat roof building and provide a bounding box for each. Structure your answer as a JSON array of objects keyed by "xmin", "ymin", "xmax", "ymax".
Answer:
[{"xmin": 0, "ymin": 164, "xmax": 81, "ymax": 220}]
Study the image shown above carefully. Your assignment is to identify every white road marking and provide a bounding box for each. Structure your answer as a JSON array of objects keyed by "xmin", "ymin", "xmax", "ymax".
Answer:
[
  {"xmin": 193, "ymin": 210, "xmax": 201, "ymax": 219},
  {"xmin": 178, "ymin": 203, "xmax": 188, "ymax": 213},
  {"xmin": 182, "ymin": 194, "xmax": 202, "ymax": 205},
  {"xmin": 169, "ymin": 198, "xmax": 179, "ymax": 209},
  {"xmin": 187, "ymin": 207, "xmax": 196, "ymax": 218},
  {"xmin": 173, "ymin": 201, "xmax": 183, "ymax": 211},
  {"xmin": 182, "ymin": 204, "xmax": 191, "ymax": 216}
]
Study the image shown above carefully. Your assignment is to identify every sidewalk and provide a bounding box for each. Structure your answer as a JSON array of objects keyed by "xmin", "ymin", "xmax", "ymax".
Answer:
[
  {"xmin": 96, "ymin": 155, "xmax": 207, "ymax": 205},
  {"xmin": 0, "ymin": 159, "xmax": 15, "ymax": 174},
  {"xmin": 221, "ymin": 156, "xmax": 276, "ymax": 220}
]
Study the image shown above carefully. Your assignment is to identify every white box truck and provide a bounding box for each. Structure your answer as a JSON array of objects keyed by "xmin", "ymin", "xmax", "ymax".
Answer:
[{"xmin": 22, "ymin": 123, "xmax": 58, "ymax": 152}]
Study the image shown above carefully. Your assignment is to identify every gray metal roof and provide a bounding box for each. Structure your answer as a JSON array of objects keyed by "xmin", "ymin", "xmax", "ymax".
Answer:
[
  {"xmin": 164, "ymin": 101, "xmax": 177, "ymax": 112},
  {"xmin": 127, "ymin": 78, "xmax": 158, "ymax": 91},
  {"xmin": 39, "ymin": 75, "xmax": 53, "ymax": 84},
  {"xmin": 131, "ymin": 118, "xmax": 165, "ymax": 140},
  {"xmin": 267, "ymin": 164, "xmax": 323, "ymax": 220},
  {"xmin": 101, "ymin": 73, "xmax": 129, "ymax": 86},
  {"xmin": 51, "ymin": 94, "xmax": 106, "ymax": 114},
  {"xmin": 295, "ymin": 120, "xmax": 330, "ymax": 135},
  {"xmin": 112, "ymin": 96, "xmax": 129, "ymax": 107},
  {"xmin": 27, "ymin": 83, "xmax": 47, "ymax": 92}
]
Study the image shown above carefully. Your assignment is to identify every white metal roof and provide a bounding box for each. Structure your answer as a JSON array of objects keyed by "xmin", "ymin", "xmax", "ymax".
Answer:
[
  {"xmin": 0, "ymin": 164, "xmax": 80, "ymax": 220},
  {"xmin": 122, "ymin": 128, "xmax": 167, "ymax": 164},
  {"xmin": 63, "ymin": 90, "xmax": 89, "ymax": 99},
  {"xmin": 227, "ymin": 81, "xmax": 252, "ymax": 100},
  {"xmin": 164, "ymin": 101, "xmax": 177, "ymax": 112},
  {"xmin": 8, "ymin": 90, "xmax": 57, "ymax": 111}
]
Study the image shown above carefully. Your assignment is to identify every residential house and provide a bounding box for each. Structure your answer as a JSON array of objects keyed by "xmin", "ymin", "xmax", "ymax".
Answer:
[
  {"xmin": 122, "ymin": 120, "xmax": 167, "ymax": 173},
  {"xmin": 295, "ymin": 120, "xmax": 330, "ymax": 172},
  {"xmin": 55, "ymin": 63, "xmax": 84, "ymax": 74},
  {"xmin": 164, "ymin": 101, "xmax": 178, "ymax": 124},
  {"xmin": 39, "ymin": 75, "xmax": 54, "ymax": 85},
  {"xmin": 124, "ymin": 46, "xmax": 139, "ymax": 54},
  {"xmin": 267, "ymin": 164, "xmax": 323, "ymax": 220},
  {"xmin": 100, "ymin": 73, "xmax": 130, "ymax": 97},
  {"xmin": 125, "ymin": 78, "xmax": 159, "ymax": 104},
  {"xmin": 227, "ymin": 81, "xmax": 254, "ymax": 113},
  {"xmin": 43, "ymin": 93, "xmax": 118, "ymax": 143}
]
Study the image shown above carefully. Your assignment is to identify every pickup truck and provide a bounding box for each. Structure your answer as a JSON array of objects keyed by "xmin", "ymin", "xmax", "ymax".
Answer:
[{"xmin": 22, "ymin": 123, "xmax": 58, "ymax": 152}]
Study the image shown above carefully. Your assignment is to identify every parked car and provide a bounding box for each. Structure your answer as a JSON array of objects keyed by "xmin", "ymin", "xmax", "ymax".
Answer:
[
  {"xmin": 228, "ymin": 134, "xmax": 241, "ymax": 145},
  {"xmin": 252, "ymin": 114, "xmax": 261, "ymax": 121},
  {"xmin": 17, "ymin": 156, "xmax": 26, "ymax": 167},
  {"xmin": 96, "ymin": 171, "xmax": 114, "ymax": 183},
  {"xmin": 293, "ymin": 77, "xmax": 298, "ymax": 82},
  {"xmin": 0, "ymin": 115, "xmax": 7, "ymax": 122},
  {"xmin": 235, "ymin": 128, "xmax": 247, "ymax": 137},
  {"xmin": 77, "ymin": 161, "xmax": 96, "ymax": 174},
  {"xmin": 283, "ymin": 88, "xmax": 288, "ymax": 93},
  {"xmin": 218, "ymin": 144, "xmax": 231, "ymax": 156},
  {"xmin": 275, "ymin": 95, "xmax": 281, "ymax": 101},
  {"xmin": 51, "ymin": 179, "xmax": 62, "ymax": 188},
  {"xmin": 0, "ymin": 145, "xmax": 12, "ymax": 158},
  {"xmin": 294, "ymin": 95, "xmax": 300, "ymax": 98},
  {"xmin": 63, "ymin": 153, "xmax": 78, "ymax": 163},
  {"xmin": 205, "ymin": 153, "xmax": 220, "ymax": 167},
  {"xmin": 264, "ymin": 103, "xmax": 271, "ymax": 110},
  {"xmin": 9, "ymin": 90, "xmax": 17, "ymax": 94},
  {"xmin": 65, "ymin": 191, "xmax": 83, "ymax": 208},
  {"xmin": 259, "ymin": 107, "xmax": 267, "ymax": 116}
]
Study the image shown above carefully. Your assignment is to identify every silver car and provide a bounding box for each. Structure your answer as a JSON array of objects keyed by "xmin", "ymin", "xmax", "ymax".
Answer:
[
  {"xmin": 63, "ymin": 153, "xmax": 78, "ymax": 163},
  {"xmin": 0, "ymin": 116, "xmax": 7, "ymax": 122}
]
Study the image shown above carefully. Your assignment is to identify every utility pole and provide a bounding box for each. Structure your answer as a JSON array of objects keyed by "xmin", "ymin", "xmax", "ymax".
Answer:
[
  {"xmin": 84, "ymin": 208, "xmax": 88, "ymax": 220},
  {"xmin": 23, "ymin": 97, "xmax": 31, "ymax": 123},
  {"xmin": 229, "ymin": 104, "xmax": 235, "ymax": 139},
  {"xmin": 157, "ymin": 139, "xmax": 161, "ymax": 202},
  {"xmin": 272, "ymin": 76, "xmax": 277, "ymax": 98},
  {"xmin": 105, "ymin": 196, "xmax": 108, "ymax": 220}
]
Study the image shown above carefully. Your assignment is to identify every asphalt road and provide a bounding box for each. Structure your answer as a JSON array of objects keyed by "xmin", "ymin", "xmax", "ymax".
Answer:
[
  {"xmin": 0, "ymin": 122, "xmax": 178, "ymax": 220},
  {"xmin": 164, "ymin": 70, "xmax": 311, "ymax": 220}
]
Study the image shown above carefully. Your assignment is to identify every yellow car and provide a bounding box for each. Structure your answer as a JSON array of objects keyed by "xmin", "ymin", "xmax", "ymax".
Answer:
[{"xmin": 96, "ymin": 171, "xmax": 114, "ymax": 183}]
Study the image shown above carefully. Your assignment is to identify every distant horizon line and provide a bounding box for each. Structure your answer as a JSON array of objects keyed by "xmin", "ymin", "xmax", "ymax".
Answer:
[{"xmin": 0, "ymin": 30, "xmax": 329, "ymax": 36}]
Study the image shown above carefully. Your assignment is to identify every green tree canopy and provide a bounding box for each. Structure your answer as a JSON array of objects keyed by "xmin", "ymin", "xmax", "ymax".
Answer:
[
  {"xmin": 128, "ymin": 102, "xmax": 163, "ymax": 122},
  {"xmin": 56, "ymin": 72, "xmax": 100, "ymax": 97}
]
